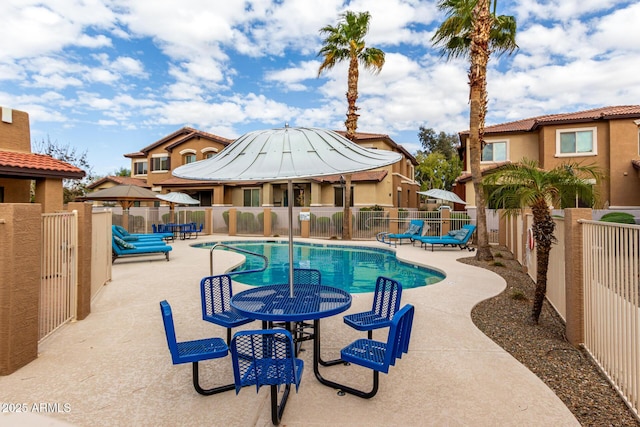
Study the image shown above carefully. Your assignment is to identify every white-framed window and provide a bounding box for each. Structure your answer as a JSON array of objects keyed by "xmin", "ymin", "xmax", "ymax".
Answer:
[
  {"xmin": 243, "ymin": 188, "xmax": 260, "ymax": 207},
  {"xmin": 133, "ymin": 160, "xmax": 147, "ymax": 175},
  {"xmin": 183, "ymin": 154, "xmax": 196, "ymax": 164},
  {"xmin": 205, "ymin": 152, "xmax": 216, "ymax": 159},
  {"xmin": 151, "ymin": 155, "xmax": 169, "ymax": 172},
  {"xmin": 556, "ymin": 127, "xmax": 597, "ymax": 157},
  {"xmin": 481, "ymin": 140, "xmax": 508, "ymax": 162}
]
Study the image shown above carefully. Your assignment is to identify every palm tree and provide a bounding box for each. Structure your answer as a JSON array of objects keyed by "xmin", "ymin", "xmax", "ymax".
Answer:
[
  {"xmin": 318, "ymin": 10, "xmax": 385, "ymax": 239},
  {"xmin": 432, "ymin": 0, "xmax": 517, "ymax": 261},
  {"xmin": 484, "ymin": 159, "xmax": 603, "ymax": 324}
]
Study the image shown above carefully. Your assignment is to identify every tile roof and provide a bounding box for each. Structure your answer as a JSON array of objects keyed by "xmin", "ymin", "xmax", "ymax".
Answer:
[
  {"xmin": 87, "ymin": 176, "xmax": 149, "ymax": 189},
  {"xmin": 125, "ymin": 127, "xmax": 232, "ymax": 157},
  {"xmin": 0, "ymin": 151, "xmax": 85, "ymax": 179},
  {"xmin": 335, "ymin": 130, "xmax": 418, "ymax": 164},
  {"xmin": 460, "ymin": 105, "xmax": 640, "ymax": 136},
  {"xmin": 455, "ymin": 161, "xmax": 511, "ymax": 183}
]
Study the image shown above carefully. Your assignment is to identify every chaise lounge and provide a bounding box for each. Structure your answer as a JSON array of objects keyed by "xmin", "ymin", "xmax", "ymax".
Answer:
[
  {"xmin": 376, "ymin": 219, "xmax": 425, "ymax": 247},
  {"xmin": 112, "ymin": 236, "xmax": 172, "ymax": 262},
  {"xmin": 112, "ymin": 225, "xmax": 173, "ymax": 242},
  {"xmin": 411, "ymin": 224, "xmax": 476, "ymax": 251}
]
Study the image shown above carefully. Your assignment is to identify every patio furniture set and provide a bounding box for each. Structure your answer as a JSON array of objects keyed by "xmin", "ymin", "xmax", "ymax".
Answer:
[
  {"xmin": 153, "ymin": 222, "xmax": 204, "ymax": 240},
  {"xmin": 111, "ymin": 225, "xmax": 173, "ymax": 262},
  {"xmin": 377, "ymin": 220, "xmax": 476, "ymax": 251},
  {"xmin": 160, "ymin": 272, "xmax": 414, "ymax": 425}
]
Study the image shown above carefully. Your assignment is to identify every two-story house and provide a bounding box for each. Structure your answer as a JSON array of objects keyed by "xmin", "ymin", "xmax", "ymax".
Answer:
[
  {"xmin": 456, "ymin": 105, "xmax": 640, "ymax": 209},
  {"xmin": 122, "ymin": 127, "xmax": 420, "ymax": 209}
]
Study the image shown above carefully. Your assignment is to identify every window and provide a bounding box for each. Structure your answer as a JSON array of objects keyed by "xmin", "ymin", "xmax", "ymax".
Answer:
[
  {"xmin": 334, "ymin": 186, "xmax": 354, "ymax": 207},
  {"xmin": 133, "ymin": 161, "xmax": 147, "ymax": 175},
  {"xmin": 183, "ymin": 154, "xmax": 196, "ymax": 164},
  {"xmin": 481, "ymin": 141, "xmax": 507, "ymax": 162},
  {"xmin": 151, "ymin": 156, "xmax": 169, "ymax": 172},
  {"xmin": 205, "ymin": 152, "xmax": 216, "ymax": 159},
  {"xmin": 556, "ymin": 127, "xmax": 597, "ymax": 156},
  {"xmin": 243, "ymin": 188, "xmax": 260, "ymax": 207}
]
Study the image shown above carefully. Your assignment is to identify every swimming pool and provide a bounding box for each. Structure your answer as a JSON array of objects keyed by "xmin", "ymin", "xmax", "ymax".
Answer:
[{"xmin": 195, "ymin": 240, "xmax": 444, "ymax": 293}]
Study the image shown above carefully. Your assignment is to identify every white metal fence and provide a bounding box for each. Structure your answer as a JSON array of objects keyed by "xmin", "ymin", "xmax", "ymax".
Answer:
[
  {"xmin": 40, "ymin": 211, "xmax": 78, "ymax": 342},
  {"xmin": 582, "ymin": 220, "xmax": 639, "ymax": 418}
]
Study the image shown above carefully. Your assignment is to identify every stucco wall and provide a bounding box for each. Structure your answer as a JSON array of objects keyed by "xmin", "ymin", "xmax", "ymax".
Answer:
[
  {"xmin": 608, "ymin": 119, "xmax": 640, "ymax": 207},
  {"xmin": 0, "ymin": 108, "xmax": 31, "ymax": 153},
  {"xmin": 0, "ymin": 204, "xmax": 41, "ymax": 375}
]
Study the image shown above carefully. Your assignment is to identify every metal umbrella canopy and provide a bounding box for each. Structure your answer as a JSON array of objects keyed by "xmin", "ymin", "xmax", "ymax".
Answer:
[
  {"xmin": 83, "ymin": 184, "xmax": 159, "ymax": 209},
  {"xmin": 418, "ymin": 189, "xmax": 467, "ymax": 205},
  {"xmin": 156, "ymin": 192, "xmax": 200, "ymax": 205},
  {"xmin": 173, "ymin": 126, "xmax": 402, "ymax": 296}
]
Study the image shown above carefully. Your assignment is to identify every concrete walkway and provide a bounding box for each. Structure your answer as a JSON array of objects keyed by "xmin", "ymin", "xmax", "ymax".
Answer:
[{"xmin": 0, "ymin": 236, "xmax": 579, "ymax": 427}]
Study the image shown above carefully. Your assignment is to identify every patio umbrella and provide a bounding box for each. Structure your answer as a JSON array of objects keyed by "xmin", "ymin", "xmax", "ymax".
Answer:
[
  {"xmin": 173, "ymin": 126, "xmax": 402, "ymax": 296},
  {"xmin": 157, "ymin": 191, "xmax": 200, "ymax": 223},
  {"xmin": 83, "ymin": 184, "xmax": 159, "ymax": 210},
  {"xmin": 418, "ymin": 189, "xmax": 467, "ymax": 205}
]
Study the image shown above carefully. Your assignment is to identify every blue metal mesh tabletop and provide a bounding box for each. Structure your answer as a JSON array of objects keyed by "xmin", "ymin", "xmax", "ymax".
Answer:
[{"xmin": 230, "ymin": 284, "xmax": 352, "ymax": 322}]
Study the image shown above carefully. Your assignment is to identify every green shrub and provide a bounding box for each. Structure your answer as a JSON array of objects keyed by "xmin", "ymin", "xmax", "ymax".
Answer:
[
  {"xmin": 316, "ymin": 216, "xmax": 330, "ymax": 232},
  {"xmin": 600, "ymin": 212, "xmax": 636, "ymax": 224},
  {"xmin": 186, "ymin": 210, "xmax": 205, "ymax": 225},
  {"xmin": 239, "ymin": 212, "xmax": 257, "ymax": 233},
  {"xmin": 161, "ymin": 213, "xmax": 171, "ymax": 224},
  {"xmin": 257, "ymin": 211, "xmax": 277, "ymax": 232},
  {"xmin": 222, "ymin": 211, "xmax": 230, "ymax": 227}
]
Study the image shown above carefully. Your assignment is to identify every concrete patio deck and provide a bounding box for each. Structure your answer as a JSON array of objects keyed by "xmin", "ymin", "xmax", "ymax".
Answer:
[{"xmin": 0, "ymin": 236, "xmax": 579, "ymax": 426}]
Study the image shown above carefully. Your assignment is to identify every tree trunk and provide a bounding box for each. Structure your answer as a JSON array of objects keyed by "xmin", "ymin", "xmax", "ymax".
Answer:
[
  {"xmin": 342, "ymin": 174, "xmax": 352, "ymax": 240},
  {"xmin": 529, "ymin": 202, "xmax": 556, "ymax": 323},
  {"xmin": 469, "ymin": 0, "xmax": 493, "ymax": 262},
  {"xmin": 345, "ymin": 55, "xmax": 359, "ymax": 141}
]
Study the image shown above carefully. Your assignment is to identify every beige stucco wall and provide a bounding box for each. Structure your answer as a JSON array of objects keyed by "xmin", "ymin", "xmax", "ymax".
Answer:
[
  {"xmin": 0, "ymin": 203, "xmax": 41, "ymax": 375},
  {"xmin": 540, "ymin": 122, "xmax": 611, "ymax": 207},
  {"xmin": 608, "ymin": 119, "xmax": 640, "ymax": 207},
  {"xmin": 0, "ymin": 108, "xmax": 31, "ymax": 153},
  {"xmin": 0, "ymin": 178, "xmax": 31, "ymax": 203}
]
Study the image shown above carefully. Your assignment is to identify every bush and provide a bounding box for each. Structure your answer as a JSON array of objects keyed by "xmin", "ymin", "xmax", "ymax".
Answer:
[
  {"xmin": 332, "ymin": 211, "xmax": 355, "ymax": 233},
  {"xmin": 222, "ymin": 211, "xmax": 230, "ymax": 227},
  {"xmin": 239, "ymin": 212, "xmax": 257, "ymax": 233},
  {"xmin": 316, "ymin": 217, "xmax": 330, "ymax": 232},
  {"xmin": 257, "ymin": 211, "xmax": 277, "ymax": 232},
  {"xmin": 600, "ymin": 212, "xmax": 636, "ymax": 224},
  {"xmin": 186, "ymin": 210, "xmax": 205, "ymax": 225}
]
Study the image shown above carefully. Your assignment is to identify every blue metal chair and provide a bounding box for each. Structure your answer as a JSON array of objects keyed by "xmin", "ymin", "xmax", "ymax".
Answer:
[
  {"xmin": 230, "ymin": 329, "xmax": 304, "ymax": 425},
  {"xmin": 344, "ymin": 276, "xmax": 402, "ymax": 339},
  {"xmin": 319, "ymin": 304, "xmax": 414, "ymax": 399},
  {"xmin": 159, "ymin": 300, "xmax": 234, "ymax": 396},
  {"xmin": 201, "ymin": 274, "xmax": 254, "ymax": 344}
]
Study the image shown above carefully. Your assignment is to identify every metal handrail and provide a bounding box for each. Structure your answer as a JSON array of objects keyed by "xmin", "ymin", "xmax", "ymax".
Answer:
[{"xmin": 209, "ymin": 243, "xmax": 268, "ymax": 276}]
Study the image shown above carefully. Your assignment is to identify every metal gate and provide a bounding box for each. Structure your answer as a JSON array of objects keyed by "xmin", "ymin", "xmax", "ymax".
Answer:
[{"xmin": 40, "ymin": 211, "xmax": 78, "ymax": 342}]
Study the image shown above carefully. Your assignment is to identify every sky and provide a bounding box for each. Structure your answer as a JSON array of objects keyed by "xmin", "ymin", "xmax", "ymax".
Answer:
[{"xmin": 1, "ymin": 0, "xmax": 639, "ymax": 176}]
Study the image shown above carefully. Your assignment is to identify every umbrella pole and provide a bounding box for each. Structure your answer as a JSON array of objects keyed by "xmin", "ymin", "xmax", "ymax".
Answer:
[{"xmin": 287, "ymin": 179, "xmax": 294, "ymax": 297}]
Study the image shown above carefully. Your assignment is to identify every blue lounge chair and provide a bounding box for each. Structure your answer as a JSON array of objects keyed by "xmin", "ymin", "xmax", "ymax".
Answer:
[
  {"xmin": 376, "ymin": 219, "xmax": 424, "ymax": 247},
  {"xmin": 112, "ymin": 236, "xmax": 172, "ymax": 262},
  {"xmin": 412, "ymin": 224, "xmax": 476, "ymax": 251},
  {"xmin": 112, "ymin": 225, "xmax": 172, "ymax": 242}
]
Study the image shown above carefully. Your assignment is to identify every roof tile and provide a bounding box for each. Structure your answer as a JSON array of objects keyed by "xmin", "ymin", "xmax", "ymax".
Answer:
[{"xmin": 0, "ymin": 151, "xmax": 85, "ymax": 178}]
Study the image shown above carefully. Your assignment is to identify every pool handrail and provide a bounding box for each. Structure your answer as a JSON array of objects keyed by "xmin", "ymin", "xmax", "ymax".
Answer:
[{"xmin": 209, "ymin": 243, "xmax": 269, "ymax": 276}]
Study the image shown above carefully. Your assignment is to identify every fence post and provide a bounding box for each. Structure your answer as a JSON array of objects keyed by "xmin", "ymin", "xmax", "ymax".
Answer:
[
  {"xmin": 205, "ymin": 208, "xmax": 213, "ymax": 235},
  {"xmin": 498, "ymin": 209, "xmax": 507, "ymax": 246},
  {"xmin": 229, "ymin": 208, "xmax": 237, "ymax": 236},
  {"xmin": 0, "ymin": 204, "xmax": 41, "ymax": 375},
  {"xmin": 264, "ymin": 208, "xmax": 272, "ymax": 237},
  {"xmin": 564, "ymin": 208, "xmax": 592, "ymax": 346},
  {"xmin": 388, "ymin": 208, "xmax": 399, "ymax": 234},
  {"xmin": 68, "ymin": 202, "xmax": 92, "ymax": 320}
]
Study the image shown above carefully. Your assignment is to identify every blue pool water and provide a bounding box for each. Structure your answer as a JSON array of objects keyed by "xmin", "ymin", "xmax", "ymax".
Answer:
[{"xmin": 194, "ymin": 240, "xmax": 444, "ymax": 293}]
